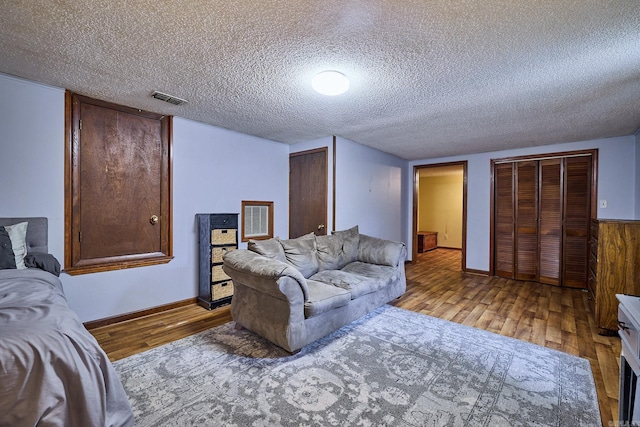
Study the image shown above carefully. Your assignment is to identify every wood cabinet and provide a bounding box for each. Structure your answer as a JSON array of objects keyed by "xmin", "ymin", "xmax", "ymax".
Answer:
[
  {"xmin": 196, "ymin": 213, "xmax": 238, "ymax": 310},
  {"xmin": 493, "ymin": 151, "xmax": 594, "ymax": 288},
  {"xmin": 417, "ymin": 231, "xmax": 438, "ymax": 252},
  {"xmin": 589, "ymin": 219, "xmax": 640, "ymax": 334}
]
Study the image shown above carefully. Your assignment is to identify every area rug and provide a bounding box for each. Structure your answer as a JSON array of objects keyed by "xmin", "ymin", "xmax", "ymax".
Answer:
[{"xmin": 113, "ymin": 305, "xmax": 601, "ymax": 426}]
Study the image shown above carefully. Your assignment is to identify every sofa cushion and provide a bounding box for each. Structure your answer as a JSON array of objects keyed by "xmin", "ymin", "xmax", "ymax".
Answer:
[
  {"xmin": 341, "ymin": 261, "xmax": 398, "ymax": 286},
  {"xmin": 316, "ymin": 233, "xmax": 359, "ymax": 272},
  {"xmin": 279, "ymin": 233, "xmax": 319, "ymax": 278},
  {"xmin": 248, "ymin": 237, "xmax": 286, "ymax": 262},
  {"xmin": 309, "ymin": 269, "xmax": 383, "ymax": 299},
  {"xmin": 358, "ymin": 234, "xmax": 405, "ymax": 267},
  {"xmin": 304, "ymin": 279, "xmax": 351, "ymax": 318},
  {"xmin": 331, "ymin": 225, "xmax": 359, "ymax": 265}
]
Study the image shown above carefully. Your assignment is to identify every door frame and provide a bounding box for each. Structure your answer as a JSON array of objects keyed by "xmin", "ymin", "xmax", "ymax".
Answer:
[
  {"xmin": 489, "ymin": 148, "xmax": 598, "ymax": 277},
  {"xmin": 412, "ymin": 161, "xmax": 468, "ymax": 271}
]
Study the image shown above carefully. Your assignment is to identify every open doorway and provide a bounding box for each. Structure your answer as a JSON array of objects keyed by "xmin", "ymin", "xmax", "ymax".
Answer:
[{"xmin": 412, "ymin": 162, "xmax": 467, "ymax": 271}]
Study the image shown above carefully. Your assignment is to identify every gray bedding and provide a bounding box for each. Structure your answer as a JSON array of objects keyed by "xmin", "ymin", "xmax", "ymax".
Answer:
[{"xmin": 0, "ymin": 268, "xmax": 134, "ymax": 426}]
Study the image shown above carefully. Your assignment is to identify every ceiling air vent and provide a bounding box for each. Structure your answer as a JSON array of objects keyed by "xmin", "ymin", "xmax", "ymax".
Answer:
[{"xmin": 151, "ymin": 91, "xmax": 188, "ymax": 106}]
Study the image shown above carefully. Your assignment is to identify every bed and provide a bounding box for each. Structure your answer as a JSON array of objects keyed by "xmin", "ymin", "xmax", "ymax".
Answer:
[{"xmin": 0, "ymin": 217, "xmax": 134, "ymax": 427}]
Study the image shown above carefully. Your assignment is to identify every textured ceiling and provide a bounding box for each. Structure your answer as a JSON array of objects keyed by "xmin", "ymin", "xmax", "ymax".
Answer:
[{"xmin": 1, "ymin": 1, "xmax": 639, "ymax": 160}]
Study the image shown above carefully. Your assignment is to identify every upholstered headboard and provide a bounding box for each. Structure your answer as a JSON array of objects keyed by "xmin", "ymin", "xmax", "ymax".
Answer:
[{"xmin": 0, "ymin": 217, "xmax": 48, "ymax": 254}]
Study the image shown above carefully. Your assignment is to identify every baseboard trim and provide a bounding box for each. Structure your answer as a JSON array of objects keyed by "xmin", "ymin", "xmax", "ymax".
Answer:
[
  {"xmin": 84, "ymin": 297, "xmax": 198, "ymax": 330},
  {"xmin": 465, "ymin": 268, "xmax": 489, "ymax": 276}
]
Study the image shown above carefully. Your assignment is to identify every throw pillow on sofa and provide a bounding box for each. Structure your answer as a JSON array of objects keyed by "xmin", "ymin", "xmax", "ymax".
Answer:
[
  {"xmin": 248, "ymin": 237, "xmax": 286, "ymax": 262},
  {"xmin": 358, "ymin": 234, "xmax": 405, "ymax": 267},
  {"xmin": 332, "ymin": 225, "xmax": 359, "ymax": 263},
  {"xmin": 279, "ymin": 233, "xmax": 319, "ymax": 278},
  {"xmin": 315, "ymin": 234, "xmax": 343, "ymax": 271},
  {"xmin": 316, "ymin": 225, "xmax": 359, "ymax": 271}
]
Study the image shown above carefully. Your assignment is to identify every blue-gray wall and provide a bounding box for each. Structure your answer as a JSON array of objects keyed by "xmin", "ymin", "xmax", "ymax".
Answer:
[{"xmin": 334, "ymin": 137, "xmax": 406, "ymax": 243}]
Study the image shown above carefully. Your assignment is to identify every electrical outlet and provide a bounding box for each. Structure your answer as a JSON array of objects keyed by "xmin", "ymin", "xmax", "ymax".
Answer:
[
  {"xmin": 444, "ymin": 234, "xmax": 448, "ymax": 240},
  {"xmin": 599, "ymin": 200, "xmax": 607, "ymax": 208}
]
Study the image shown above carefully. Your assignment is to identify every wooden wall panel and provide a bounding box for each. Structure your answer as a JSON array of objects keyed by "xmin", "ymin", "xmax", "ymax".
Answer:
[{"xmin": 591, "ymin": 220, "xmax": 640, "ymax": 333}]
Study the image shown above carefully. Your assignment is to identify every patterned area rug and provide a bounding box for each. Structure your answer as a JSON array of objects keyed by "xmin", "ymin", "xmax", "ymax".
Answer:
[{"xmin": 113, "ymin": 305, "xmax": 601, "ymax": 426}]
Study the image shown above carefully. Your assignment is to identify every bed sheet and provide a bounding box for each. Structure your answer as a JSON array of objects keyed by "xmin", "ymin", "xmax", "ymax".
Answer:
[{"xmin": 0, "ymin": 268, "xmax": 134, "ymax": 427}]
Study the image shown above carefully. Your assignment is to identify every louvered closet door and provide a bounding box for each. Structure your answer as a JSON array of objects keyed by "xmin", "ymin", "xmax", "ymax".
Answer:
[
  {"xmin": 493, "ymin": 153, "xmax": 593, "ymax": 288},
  {"xmin": 562, "ymin": 156, "xmax": 592, "ymax": 288},
  {"xmin": 538, "ymin": 159, "xmax": 563, "ymax": 285},
  {"xmin": 495, "ymin": 163, "xmax": 515, "ymax": 278},
  {"xmin": 515, "ymin": 161, "xmax": 539, "ymax": 281}
]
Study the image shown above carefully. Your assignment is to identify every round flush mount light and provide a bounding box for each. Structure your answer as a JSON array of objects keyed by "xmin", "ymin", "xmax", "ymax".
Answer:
[{"xmin": 312, "ymin": 70, "xmax": 350, "ymax": 96}]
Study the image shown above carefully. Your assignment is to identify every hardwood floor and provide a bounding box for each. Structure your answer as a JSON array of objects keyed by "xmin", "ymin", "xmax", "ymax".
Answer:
[{"xmin": 88, "ymin": 248, "xmax": 621, "ymax": 426}]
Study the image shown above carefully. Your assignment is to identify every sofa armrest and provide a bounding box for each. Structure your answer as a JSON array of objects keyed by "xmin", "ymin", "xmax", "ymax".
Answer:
[
  {"xmin": 358, "ymin": 234, "xmax": 407, "ymax": 267},
  {"xmin": 223, "ymin": 249, "xmax": 309, "ymax": 301}
]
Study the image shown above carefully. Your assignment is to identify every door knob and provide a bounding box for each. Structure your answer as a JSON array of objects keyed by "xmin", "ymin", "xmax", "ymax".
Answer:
[
  {"xmin": 150, "ymin": 215, "xmax": 159, "ymax": 225},
  {"xmin": 317, "ymin": 224, "xmax": 325, "ymax": 230}
]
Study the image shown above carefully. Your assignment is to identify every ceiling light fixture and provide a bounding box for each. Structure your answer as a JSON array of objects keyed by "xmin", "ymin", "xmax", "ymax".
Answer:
[{"xmin": 312, "ymin": 71, "xmax": 350, "ymax": 96}]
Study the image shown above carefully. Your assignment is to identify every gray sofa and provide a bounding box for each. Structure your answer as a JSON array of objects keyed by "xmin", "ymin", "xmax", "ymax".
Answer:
[{"xmin": 222, "ymin": 226, "xmax": 407, "ymax": 353}]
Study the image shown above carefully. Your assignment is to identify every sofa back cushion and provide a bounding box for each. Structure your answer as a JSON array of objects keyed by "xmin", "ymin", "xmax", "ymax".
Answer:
[
  {"xmin": 279, "ymin": 233, "xmax": 319, "ymax": 278},
  {"xmin": 315, "ymin": 234, "xmax": 343, "ymax": 271},
  {"xmin": 247, "ymin": 237, "xmax": 286, "ymax": 262},
  {"xmin": 316, "ymin": 225, "xmax": 359, "ymax": 271},
  {"xmin": 358, "ymin": 234, "xmax": 405, "ymax": 267},
  {"xmin": 331, "ymin": 225, "xmax": 359, "ymax": 265}
]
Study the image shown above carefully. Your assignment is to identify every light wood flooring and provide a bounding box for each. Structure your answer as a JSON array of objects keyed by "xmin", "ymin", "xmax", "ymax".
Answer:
[{"xmin": 88, "ymin": 248, "xmax": 621, "ymax": 426}]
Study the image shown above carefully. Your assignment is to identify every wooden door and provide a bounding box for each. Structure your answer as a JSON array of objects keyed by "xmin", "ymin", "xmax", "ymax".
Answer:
[
  {"xmin": 289, "ymin": 148, "xmax": 328, "ymax": 238},
  {"xmin": 66, "ymin": 93, "xmax": 172, "ymax": 274},
  {"xmin": 538, "ymin": 159, "xmax": 563, "ymax": 285},
  {"xmin": 494, "ymin": 163, "xmax": 515, "ymax": 278},
  {"xmin": 562, "ymin": 156, "xmax": 592, "ymax": 288},
  {"xmin": 492, "ymin": 151, "xmax": 595, "ymax": 289},
  {"xmin": 80, "ymin": 102, "xmax": 163, "ymax": 258},
  {"xmin": 515, "ymin": 161, "xmax": 539, "ymax": 281}
]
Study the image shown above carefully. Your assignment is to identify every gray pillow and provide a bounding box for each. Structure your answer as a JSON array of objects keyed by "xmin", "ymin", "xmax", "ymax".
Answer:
[
  {"xmin": 279, "ymin": 233, "xmax": 319, "ymax": 278},
  {"xmin": 331, "ymin": 225, "xmax": 359, "ymax": 265},
  {"xmin": 247, "ymin": 237, "xmax": 286, "ymax": 262},
  {"xmin": 316, "ymin": 232, "xmax": 359, "ymax": 271},
  {"xmin": 358, "ymin": 234, "xmax": 405, "ymax": 267},
  {"xmin": 24, "ymin": 252, "xmax": 61, "ymax": 276},
  {"xmin": 4, "ymin": 221, "xmax": 28, "ymax": 269},
  {"xmin": 315, "ymin": 234, "xmax": 343, "ymax": 271},
  {"xmin": 0, "ymin": 227, "xmax": 17, "ymax": 269}
]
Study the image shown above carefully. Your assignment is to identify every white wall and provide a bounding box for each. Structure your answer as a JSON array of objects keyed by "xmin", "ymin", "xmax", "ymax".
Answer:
[
  {"xmin": 408, "ymin": 136, "xmax": 638, "ymax": 270},
  {"xmin": 335, "ymin": 137, "xmax": 406, "ymax": 243},
  {"xmin": 0, "ymin": 73, "xmax": 289, "ymax": 322}
]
